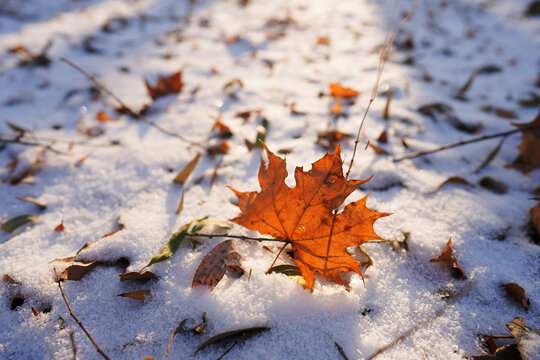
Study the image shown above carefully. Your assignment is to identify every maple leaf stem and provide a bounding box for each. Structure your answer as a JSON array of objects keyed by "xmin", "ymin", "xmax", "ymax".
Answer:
[
  {"xmin": 392, "ymin": 122, "xmax": 540, "ymax": 162},
  {"xmin": 53, "ymin": 268, "xmax": 110, "ymax": 360},
  {"xmin": 265, "ymin": 242, "xmax": 289, "ymax": 274},
  {"xmin": 188, "ymin": 232, "xmax": 285, "ymax": 243},
  {"xmin": 60, "ymin": 57, "xmax": 203, "ymax": 148}
]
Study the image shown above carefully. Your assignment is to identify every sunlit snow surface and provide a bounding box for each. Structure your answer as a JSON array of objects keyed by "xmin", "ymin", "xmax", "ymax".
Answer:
[{"xmin": 0, "ymin": 0, "xmax": 539, "ymax": 359}]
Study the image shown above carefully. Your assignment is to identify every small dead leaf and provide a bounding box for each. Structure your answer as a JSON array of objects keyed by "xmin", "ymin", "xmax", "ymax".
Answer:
[
  {"xmin": 494, "ymin": 108, "xmax": 518, "ymax": 120},
  {"xmin": 207, "ymin": 141, "xmax": 230, "ymax": 156},
  {"xmin": 102, "ymin": 218, "xmax": 125, "ymax": 238},
  {"xmin": 502, "ymin": 283, "xmax": 530, "ymax": 310},
  {"xmin": 117, "ymin": 289, "xmax": 151, "ymax": 301},
  {"xmin": 511, "ymin": 110, "xmax": 540, "ymax": 173},
  {"xmin": 145, "ymin": 218, "xmax": 231, "ymax": 268},
  {"xmin": 173, "ymin": 153, "xmax": 201, "ymax": 184},
  {"xmin": 316, "ymin": 130, "xmax": 350, "ymax": 151},
  {"xmin": 145, "ymin": 70, "xmax": 183, "ymax": 101},
  {"xmin": 15, "ymin": 196, "xmax": 47, "ymax": 210},
  {"xmin": 428, "ymin": 176, "xmax": 475, "ymax": 194},
  {"xmin": 211, "ymin": 119, "xmax": 233, "ymax": 139},
  {"xmin": 119, "ymin": 271, "xmax": 157, "ymax": 282},
  {"xmin": 429, "ymin": 238, "xmax": 466, "ymax": 279},
  {"xmin": 369, "ymin": 143, "xmax": 389, "ymax": 155},
  {"xmin": 192, "ymin": 240, "xmax": 243, "ymax": 290},
  {"xmin": 235, "ymin": 109, "xmax": 261, "ymax": 123},
  {"xmin": 194, "ymin": 326, "xmax": 269, "ymax": 355},
  {"xmin": 59, "ymin": 262, "xmax": 100, "ymax": 281},
  {"xmin": 418, "ymin": 103, "xmax": 482, "ymax": 133},
  {"xmin": 530, "ymin": 201, "xmax": 540, "ymax": 235},
  {"xmin": 1, "ymin": 214, "xmax": 38, "ymax": 233},
  {"xmin": 377, "ymin": 130, "xmax": 388, "ymax": 143},
  {"xmin": 96, "ymin": 111, "xmax": 118, "ymax": 122},
  {"xmin": 3, "ymin": 274, "xmax": 19, "ymax": 284},
  {"xmin": 175, "ymin": 190, "xmax": 185, "ymax": 215},
  {"xmin": 316, "ymin": 36, "xmax": 330, "ymax": 46},
  {"xmin": 54, "ymin": 221, "xmax": 65, "ymax": 232},
  {"xmin": 479, "ymin": 177, "xmax": 508, "ymax": 194},
  {"xmin": 76, "ymin": 242, "xmax": 94, "ymax": 255},
  {"xmin": 267, "ymin": 264, "xmax": 302, "ymax": 276},
  {"xmin": 329, "ymin": 83, "xmax": 360, "ymax": 98}
]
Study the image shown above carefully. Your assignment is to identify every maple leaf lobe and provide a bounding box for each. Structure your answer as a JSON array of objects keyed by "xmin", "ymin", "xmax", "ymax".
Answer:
[{"xmin": 228, "ymin": 144, "xmax": 389, "ymax": 290}]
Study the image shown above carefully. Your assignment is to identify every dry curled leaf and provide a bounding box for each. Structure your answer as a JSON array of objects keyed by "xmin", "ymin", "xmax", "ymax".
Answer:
[
  {"xmin": 145, "ymin": 70, "xmax": 183, "ymax": 101},
  {"xmin": 192, "ymin": 240, "xmax": 243, "ymax": 290},
  {"xmin": 512, "ymin": 110, "xmax": 540, "ymax": 173},
  {"xmin": 118, "ymin": 289, "xmax": 151, "ymax": 301},
  {"xmin": 228, "ymin": 144, "xmax": 389, "ymax": 291},
  {"xmin": 194, "ymin": 326, "xmax": 269, "ymax": 355},
  {"xmin": 502, "ymin": 283, "xmax": 530, "ymax": 310},
  {"xmin": 427, "ymin": 176, "xmax": 475, "ymax": 194},
  {"xmin": 430, "ymin": 238, "xmax": 466, "ymax": 279},
  {"xmin": 119, "ymin": 271, "xmax": 157, "ymax": 282},
  {"xmin": 15, "ymin": 196, "xmax": 46, "ymax": 210},
  {"xmin": 329, "ymin": 83, "xmax": 359, "ymax": 115},
  {"xmin": 173, "ymin": 153, "xmax": 201, "ymax": 184},
  {"xmin": 54, "ymin": 221, "xmax": 65, "ymax": 232},
  {"xmin": 316, "ymin": 130, "xmax": 350, "ymax": 151}
]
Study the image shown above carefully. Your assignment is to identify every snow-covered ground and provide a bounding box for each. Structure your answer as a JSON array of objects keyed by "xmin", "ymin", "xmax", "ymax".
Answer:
[{"xmin": 1, "ymin": 0, "xmax": 539, "ymax": 359}]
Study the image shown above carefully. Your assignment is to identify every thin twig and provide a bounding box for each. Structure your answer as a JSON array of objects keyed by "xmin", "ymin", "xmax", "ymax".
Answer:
[
  {"xmin": 323, "ymin": 0, "xmax": 418, "ymax": 275},
  {"xmin": 54, "ymin": 269, "xmax": 110, "ymax": 360},
  {"xmin": 366, "ymin": 281, "xmax": 473, "ymax": 360},
  {"xmin": 60, "ymin": 57, "xmax": 202, "ymax": 147},
  {"xmin": 392, "ymin": 122, "xmax": 540, "ymax": 162},
  {"xmin": 0, "ymin": 136, "xmax": 66, "ymax": 154},
  {"xmin": 69, "ymin": 331, "xmax": 77, "ymax": 360}
]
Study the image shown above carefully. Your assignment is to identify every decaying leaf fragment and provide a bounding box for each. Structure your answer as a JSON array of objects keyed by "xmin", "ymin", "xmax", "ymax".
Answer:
[
  {"xmin": 117, "ymin": 289, "xmax": 151, "ymax": 301},
  {"xmin": 145, "ymin": 217, "xmax": 231, "ymax": 269},
  {"xmin": 502, "ymin": 283, "xmax": 530, "ymax": 310},
  {"xmin": 145, "ymin": 70, "xmax": 183, "ymax": 101},
  {"xmin": 430, "ymin": 238, "xmax": 466, "ymax": 279},
  {"xmin": 192, "ymin": 240, "xmax": 244, "ymax": 290},
  {"xmin": 329, "ymin": 83, "xmax": 359, "ymax": 115},
  {"xmin": 173, "ymin": 153, "xmax": 201, "ymax": 184},
  {"xmin": 119, "ymin": 271, "xmax": 157, "ymax": 282},
  {"xmin": 194, "ymin": 326, "xmax": 269, "ymax": 355},
  {"xmin": 511, "ymin": 110, "xmax": 540, "ymax": 173},
  {"xmin": 1, "ymin": 214, "xmax": 38, "ymax": 233},
  {"xmin": 228, "ymin": 144, "xmax": 389, "ymax": 291}
]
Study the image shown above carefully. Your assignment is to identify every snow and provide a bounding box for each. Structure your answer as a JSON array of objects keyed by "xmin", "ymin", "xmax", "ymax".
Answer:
[{"xmin": 1, "ymin": 0, "xmax": 539, "ymax": 359}]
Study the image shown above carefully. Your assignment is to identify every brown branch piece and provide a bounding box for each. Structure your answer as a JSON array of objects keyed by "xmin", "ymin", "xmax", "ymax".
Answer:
[
  {"xmin": 53, "ymin": 269, "xmax": 110, "ymax": 360},
  {"xmin": 392, "ymin": 122, "xmax": 540, "ymax": 162},
  {"xmin": 59, "ymin": 57, "xmax": 202, "ymax": 147}
]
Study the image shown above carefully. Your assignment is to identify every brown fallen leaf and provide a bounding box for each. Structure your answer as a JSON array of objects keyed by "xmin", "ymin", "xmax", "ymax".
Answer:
[
  {"xmin": 175, "ymin": 190, "xmax": 185, "ymax": 215},
  {"xmin": 316, "ymin": 130, "xmax": 350, "ymax": 151},
  {"xmin": 15, "ymin": 196, "xmax": 47, "ymax": 210},
  {"xmin": 117, "ymin": 289, "xmax": 151, "ymax": 301},
  {"xmin": 430, "ymin": 238, "xmax": 466, "ymax": 279},
  {"xmin": 102, "ymin": 218, "xmax": 125, "ymax": 238},
  {"xmin": 427, "ymin": 176, "xmax": 475, "ymax": 194},
  {"xmin": 511, "ymin": 110, "xmax": 540, "ymax": 173},
  {"xmin": 76, "ymin": 242, "xmax": 94, "ymax": 255},
  {"xmin": 211, "ymin": 118, "xmax": 233, "ymax": 139},
  {"xmin": 316, "ymin": 36, "xmax": 330, "ymax": 46},
  {"xmin": 479, "ymin": 177, "xmax": 508, "ymax": 194},
  {"xmin": 235, "ymin": 109, "xmax": 262, "ymax": 123},
  {"xmin": 494, "ymin": 108, "xmax": 518, "ymax": 120},
  {"xmin": 173, "ymin": 153, "xmax": 201, "ymax": 184},
  {"xmin": 96, "ymin": 111, "xmax": 118, "ymax": 122},
  {"xmin": 194, "ymin": 326, "xmax": 269, "ymax": 355},
  {"xmin": 369, "ymin": 143, "xmax": 390, "ymax": 155},
  {"xmin": 329, "ymin": 83, "xmax": 359, "ymax": 116},
  {"xmin": 192, "ymin": 240, "xmax": 243, "ymax": 290},
  {"xmin": 377, "ymin": 130, "xmax": 388, "ymax": 143},
  {"xmin": 228, "ymin": 144, "xmax": 388, "ymax": 291},
  {"xmin": 3, "ymin": 274, "xmax": 19, "ymax": 284},
  {"xmin": 54, "ymin": 221, "xmax": 65, "ymax": 232},
  {"xmin": 119, "ymin": 271, "xmax": 157, "ymax": 282},
  {"xmin": 145, "ymin": 70, "xmax": 183, "ymax": 101},
  {"xmin": 530, "ymin": 201, "xmax": 540, "ymax": 236},
  {"xmin": 166, "ymin": 313, "xmax": 207, "ymax": 357},
  {"xmin": 417, "ymin": 103, "xmax": 482, "ymax": 133},
  {"xmin": 502, "ymin": 283, "xmax": 530, "ymax": 310},
  {"xmin": 207, "ymin": 141, "xmax": 230, "ymax": 156},
  {"xmin": 59, "ymin": 262, "xmax": 99, "ymax": 281}
]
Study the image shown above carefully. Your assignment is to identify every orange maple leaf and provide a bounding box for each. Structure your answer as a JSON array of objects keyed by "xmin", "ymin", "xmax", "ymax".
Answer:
[{"xmin": 228, "ymin": 144, "xmax": 389, "ymax": 291}]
